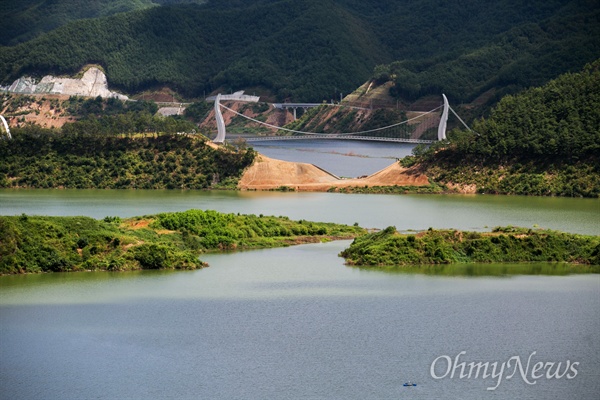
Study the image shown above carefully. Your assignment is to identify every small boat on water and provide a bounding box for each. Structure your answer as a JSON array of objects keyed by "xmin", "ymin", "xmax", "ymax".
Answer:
[{"xmin": 403, "ymin": 381, "xmax": 417, "ymax": 387}]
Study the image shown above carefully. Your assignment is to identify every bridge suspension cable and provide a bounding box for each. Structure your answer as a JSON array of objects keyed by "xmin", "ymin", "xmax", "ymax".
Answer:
[
  {"xmin": 449, "ymin": 105, "xmax": 473, "ymax": 132},
  {"xmin": 219, "ymin": 103, "xmax": 443, "ymax": 137},
  {"xmin": 212, "ymin": 94, "xmax": 471, "ymax": 143}
]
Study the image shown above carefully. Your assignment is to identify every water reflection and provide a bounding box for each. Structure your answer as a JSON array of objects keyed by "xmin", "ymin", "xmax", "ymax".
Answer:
[{"xmin": 350, "ymin": 262, "xmax": 600, "ymax": 277}]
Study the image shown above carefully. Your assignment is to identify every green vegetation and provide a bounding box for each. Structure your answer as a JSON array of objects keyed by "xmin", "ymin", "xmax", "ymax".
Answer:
[
  {"xmin": 0, "ymin": 128, "xmax": 255, "ymax": 189},
  {"xmin": 0, "ymin": 213, "xmax": 202, "ymax": 273},
  {"xmin": 0, "ymin": 0, "xmax": 207, "ymax": 46},
  {"xmin": 339, "ymin": 226, "xmax": 600, "ymax": 268},
  {"xmin": 0, "ymin": 0, "xmax": 381, "ymax": 101},
  {"xmin": 0, "ymin": 93, "xmax": 205, "ymax": 137},
  {"xmin": 1, "ymin": 0, "xmax": 597, "ymax": 103},
  {"xmin": 371, "ymin": 1, "xmax": 600, "ymax": 107},
  {"xmin": 412, "ymin": 61, "xmax": 600, "ymax": 197},
  {"xmin": 60, "ymin": 95, "xmax": 159, "ymax": 118},
  {"xmin": 153, "ymin": 209, "xmax": 366, "ymax": 250},
  {"xmin": 0, "ymin": 209, "xmax": 366, "ymax": 274},
  {"xmin": 329, "ymin": 184, "xmax": 446, "ymax": 195},
  {"xmin": 183, "ymin": 100, "xmax": 212, "ymax": 123},
  {"xmin": 349, "ymin": 262, "xmax": 599, "ymax": 277}
]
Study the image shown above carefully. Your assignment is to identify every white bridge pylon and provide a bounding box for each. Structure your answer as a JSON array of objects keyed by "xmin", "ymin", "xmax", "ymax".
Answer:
[
  {"xmin": 214, "ymin": 94, "xmax": 226, "ymax": 143},
  {"xmin": 213, "ymin": 93, "xmax": 464, "ymax": 144},
  {"xmin": 0, "ymin": 115, "xmax": 11, "ymax": 139},
  {"xmin": 437, "ymin": 94, "xmax": 449, "ymax": 141}
]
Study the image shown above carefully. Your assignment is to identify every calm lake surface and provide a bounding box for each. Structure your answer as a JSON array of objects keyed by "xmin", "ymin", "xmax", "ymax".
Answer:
[
  {"xmin": 1, "ymin": 189, "xmax": 598, "ymax": 235},
  {"xmin": 250, "ymin": 139, "xmax": 415, "ymax": 177},
  {"xmin": 1, "ymin": 141, "xmax": 599, "ymax": 399}
]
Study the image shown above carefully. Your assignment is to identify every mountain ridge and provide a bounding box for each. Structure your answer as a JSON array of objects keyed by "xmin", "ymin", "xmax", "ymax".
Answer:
[{"xmin": 0, "ymin": 0, "xmax": 598, "ymax": 106}]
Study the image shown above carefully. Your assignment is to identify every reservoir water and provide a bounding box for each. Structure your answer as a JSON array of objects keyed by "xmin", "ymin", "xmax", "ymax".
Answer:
[
  {"xmin": 1, "ymin": 141, "xmax": 599, "ymax": 399},
  {"xmin": 250, "ymin": 139, "xmax": 415, "ymax": 177},
  {"xmin": 1, "ymin": 189, "xmax": 599, "ymax": 235}
]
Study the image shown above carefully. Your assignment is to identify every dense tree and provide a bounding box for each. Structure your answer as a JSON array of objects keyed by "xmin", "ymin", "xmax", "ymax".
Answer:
[
  {"xmin": 412, "ymin": 61, "xmax": 600, "ymax": 197},
  {"xmin": 0, "ymin": 0, "xmax": 208, "ymax": 46},
  {"xmin": 0, "ymin": 128, "xmax": 256, "ymax": 189},
  {"xmin": 1, "ymin": 0, "xmax": 597, "ymax": 103}
]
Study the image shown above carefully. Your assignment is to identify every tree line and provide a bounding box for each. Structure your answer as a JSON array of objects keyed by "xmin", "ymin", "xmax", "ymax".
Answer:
[
  {"xmin": 409, "ymin": 61, "xmax": 600, "ymax": 197},
  {"xmin": 0, "ymin": 128, "xmax": 256, "ymax": 189}
]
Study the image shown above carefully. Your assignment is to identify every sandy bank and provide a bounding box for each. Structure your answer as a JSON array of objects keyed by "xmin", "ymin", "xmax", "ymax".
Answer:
[{"xmin": 238, "ymin": 154, "xmax": 430, "ymax": 191}]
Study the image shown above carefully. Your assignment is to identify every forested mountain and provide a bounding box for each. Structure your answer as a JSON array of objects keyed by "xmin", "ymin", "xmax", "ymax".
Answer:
[
  {"xmin": 0, "ymin": 0, "xmax": 207, "ymax": 46},
  {"xmin": 0, "ymin": 0, "xmax": 598, "ymax": 103},
  {"xmin": 371, "ymin": 0, "xmax": 600, "ymax": 105},
  {"xmin": 412, "ymin": 61, "xmax": 600, "ymax": 197}
]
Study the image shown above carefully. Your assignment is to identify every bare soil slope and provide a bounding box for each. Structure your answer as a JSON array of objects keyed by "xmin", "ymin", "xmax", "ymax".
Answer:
[
  {"xmin": 1, "ymin": 94, "xmax": 75, "ymax": 128},
  {"xmin": 238, "ymin": 154, "xmax": 429, "ymax": 191}
]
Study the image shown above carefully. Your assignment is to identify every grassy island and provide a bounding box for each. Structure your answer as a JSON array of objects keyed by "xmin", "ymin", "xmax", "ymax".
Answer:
[
  {"xmin": 0, "ymin": 210, "xmax": 366, "ymax": 274},
  {"xmin": 339, "ymin": 226, "xmax": 600, "ymax": 270}
]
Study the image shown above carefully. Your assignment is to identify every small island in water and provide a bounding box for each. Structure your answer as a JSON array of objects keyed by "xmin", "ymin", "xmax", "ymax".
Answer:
[
  {"xmin": 1, "ymin": 212, "xmax": 598, "ymax": 275},
  {"xmin": 0, "ymin": 210, "xmax": 366, "ymax": 274},
  {"xmin": 339, "ymin": 226, "xmax": 600, "ymax": 272}
]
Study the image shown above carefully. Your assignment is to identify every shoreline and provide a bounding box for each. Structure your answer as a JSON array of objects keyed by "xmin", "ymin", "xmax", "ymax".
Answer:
[{"xmin": 237, "ymin": 154, "xmax": 443, "ymax": 192}]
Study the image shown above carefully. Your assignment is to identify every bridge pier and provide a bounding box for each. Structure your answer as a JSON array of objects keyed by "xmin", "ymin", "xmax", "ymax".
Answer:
[{"xmin": 288, "ymin": 107, "xmax": 310, "ymax": 120}]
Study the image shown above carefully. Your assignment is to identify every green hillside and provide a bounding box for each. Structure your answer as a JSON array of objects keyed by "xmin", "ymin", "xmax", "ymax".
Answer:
[
  {"xmin": 411, "ymin": 61, "xmax": 600, "ymax": 197},
  {"xmin": 0, "ymin": 0, "xmax": 207, "ymax": 46},
  {"xmin": 371, "ymin": 1, "xmax": 600, "ymax": 105},
  {"xmin": 0, "ymin": 0, "xmax": 383, "ymax": 101},
  {"xmin": 0, "ymin": 129, "xmax": 255, "ymax": 189},
  {"xmin": 0, "ymin": 0, "xmax": 598, "ymax": 103}
]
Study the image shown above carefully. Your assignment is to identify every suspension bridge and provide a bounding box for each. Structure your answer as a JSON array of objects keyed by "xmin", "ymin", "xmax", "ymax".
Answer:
[
  {"xmin": 212, "ymin": 93, "xmax": 470, "ymax": 144},
  {"xmin": 0, "ymin": 94, "xmax": 467, "ymax": 144}
]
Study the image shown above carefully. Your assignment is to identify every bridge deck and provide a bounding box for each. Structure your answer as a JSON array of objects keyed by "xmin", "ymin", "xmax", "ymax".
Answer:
[
  {"xmin": 273, "ymin": 103, "xmax": 370, "ymax": 111},
  {"xmin": 239, "ymin": 135, "xmax": 433, "ymax": 144},
  {"xmin": 272, "ymin": 103, "xmax": 323, "ymax": 109}
]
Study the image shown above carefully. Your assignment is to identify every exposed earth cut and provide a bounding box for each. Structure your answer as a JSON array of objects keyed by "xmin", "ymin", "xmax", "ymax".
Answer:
[
  {"xmin": 238, "ymin": 154, "xmax": 430, "ymax": 191},
  {"xmin": 2, "ymin": 67, "xmax": 127, "ymax": 100}
]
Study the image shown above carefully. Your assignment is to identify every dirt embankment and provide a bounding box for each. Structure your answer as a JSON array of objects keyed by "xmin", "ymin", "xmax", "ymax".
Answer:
[
  {"xmin": 2, "ymin": 94, "xmax": 76, "ymax": 128},
  {"xmin": 238, "ymin": 154, "xmax": 430, "ymax": 191}
]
